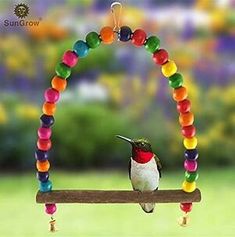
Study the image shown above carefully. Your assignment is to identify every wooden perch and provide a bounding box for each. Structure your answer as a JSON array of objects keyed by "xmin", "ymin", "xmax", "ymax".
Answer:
[{"xmin": 36, "ymin": 189, "xmax": 201, "ymax": 204}]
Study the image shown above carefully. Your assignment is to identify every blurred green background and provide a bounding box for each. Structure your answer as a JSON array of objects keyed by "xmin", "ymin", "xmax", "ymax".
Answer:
[{"xmin": 0, "ymin": 0, "xmax": 235, "ymax": 236}]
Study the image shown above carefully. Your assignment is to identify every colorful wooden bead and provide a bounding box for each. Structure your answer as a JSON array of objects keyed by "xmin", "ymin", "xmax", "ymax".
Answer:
[
  {"xmin": 42, "ymin": 102, "xmax": 56, "ymax": 116},
  {"xmin": 40, "ymin": 114, "xmax": 55, "ymax": 128},
  {"xmin": 40, "ymin": 180, "xmax": 52, "ymax": 192},
  {"xmin": 184, "ymin": 149, "xmax": 199, "ymax": 160},
  {"xmin": 179, "ymin": 112, "xmax": 194, "ymax": 127},
  {"xmin": 119, "ymin": 26, "xmax": 132, "ymax": 42},
  {"xmin": 182, "ymin": 180, "xmax": 196, "ymax": 193},
  {"xmin": 180, "ymin": 203, "xmax": 192, "ymax": 213},
  {"xmin": 45, "ymin": 204, "xmax": 57, "ymax": 215},
  {"xmin": 55, "ymin": 62, "xmax": 71, "ymax": 79},
  {"xmin": 100, "ymin": 26, "xmax": 114, "ymax": 44},
  {"xmin": 36, "ymin": 160, "xmax": 50, "ymax": 172},
  {"xmin": 144, "ymin": 36, "xmax": 160, "ymax": 53},
  {"xmin": 86, "ymin": 32, "xmax": 101, "ymax": 49},
  {"xmin": 38, "ymin": 127, "xmax": 52, "ymax": 140},
  {"xmin": 185, "ymin": 171, "xmax": 199, "ymax": 183},
  {"xmin": 37, "ymin": 139, "xmax": 52, "ymax": 151},
  {"xmin": 73, "ymin": 40, "xmax": 89, "ymax": 58},
  {"xmin": 182, "ymin": 125, "xmax": 196, "ymax": 138},
  {"xmin": 173, "ymin": 86, "xmax": 188, "ymax": 102},
  {"xmin": 161, "ymin": 60, "xmax": 177, "ymax": 77},
  {"xmin": 44, "ymin": 88, "xmax": 60, "ymax": 103},
  {"xmin": 62, "ymin": 50, "xmax": 78, "ymax": 67},
  {"xmin": 184, "ymin": 159, "xmax": 197, "ymax": 172},
  {"xmin": 51, "ymin": 76, "xmax": 67, "ymax": 92},
  {"xmin": 169, "ymin": 73, "xmax": 183, "ymax": 89},
  {"xmin": 153, "ymin": 49, "xmax": 168, "ymax": 65},
  {"xmin": 177, "ymin": 99, "xmax": 191, "ymax": 113},
  {"xmin": 183, "ymin": 137, "xmax": 197, "ymax": 149},
  {"xmin": 35, "ymin": 149, "xmax": 49, "ymax": 161},
  {"xmin": 37, "ymin": 171, "xmax": 49, "ymax": 182},
  {"xmin": 131, "ymin": 29, "xmax": 146, "ymax": 47}
]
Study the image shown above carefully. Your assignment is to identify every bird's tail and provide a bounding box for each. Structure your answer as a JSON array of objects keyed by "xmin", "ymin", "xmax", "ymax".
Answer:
[{"xmin": 140, "ymin": 203, "xmax": 155, "ymax": 213}]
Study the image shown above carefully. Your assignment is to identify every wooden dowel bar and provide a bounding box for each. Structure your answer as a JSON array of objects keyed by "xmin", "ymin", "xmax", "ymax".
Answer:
[{"xmin": 36, "ymin": 189, "xmax": 201, "ymax": 204}]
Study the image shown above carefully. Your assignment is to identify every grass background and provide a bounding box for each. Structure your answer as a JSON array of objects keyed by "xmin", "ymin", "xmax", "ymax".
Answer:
[{"xmin": 0, "ymin": 168, "xmax": 234, "ymax": 237}]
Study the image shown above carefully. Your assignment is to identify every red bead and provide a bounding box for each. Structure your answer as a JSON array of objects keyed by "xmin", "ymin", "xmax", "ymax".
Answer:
[
  {"xmin": 131, "ymin": 29, "xmax": 147, "ymax": 47},
  {"xmin": 45, "ymin": 203, "xmax": 57, "ymax": 215},
  {"xmin": 180, "ymin": 203, "xmax": 192, "ymax": 213},
  {"xmin": 184, "ymin": 159, "xmax": 198, "ymax": 172},
  {"xmin": 44, "ymin": 88, "xmax": 60, "ymax": 103},
  {"xmin": 62, "ymin": 50, "xmax": 78, "ymax": 67},
  {"xmin": 182, "ymin": 125, "xmax": 196, "ymax": 138},
  {"xmin": 152, "ymin": 49, "xmax": 168, "ymax": 65},
  {"xmin": 37, "ymin": 139, "xmax": 52, "ymax": 151},
  {"xmin": 177, "ymin": 99, "xmax": 191, "ymax": 113},
  {"xmin": 38, "ymin": 127, "xmax": 52, "ymax": 140}
]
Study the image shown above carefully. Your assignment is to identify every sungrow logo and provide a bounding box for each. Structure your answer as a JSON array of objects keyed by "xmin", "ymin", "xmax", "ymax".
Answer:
[
  {"xmin": 3, "ymin": 3, "xmax": 41, "ymax": 27},
  {"xmin": 4, "ymin": 19, "xmax": 40, "ymax": 27}
]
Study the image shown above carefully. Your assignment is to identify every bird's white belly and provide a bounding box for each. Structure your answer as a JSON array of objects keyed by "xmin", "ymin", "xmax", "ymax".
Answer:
[{"xmin": 130, "ymin": 157, "xmax": 159, "ymax": 191}]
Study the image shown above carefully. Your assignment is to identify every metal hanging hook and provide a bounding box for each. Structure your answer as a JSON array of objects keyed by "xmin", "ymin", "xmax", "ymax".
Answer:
[{"xmin": 111, "ymin": 2, "xmax": 122, "ymax": 32}]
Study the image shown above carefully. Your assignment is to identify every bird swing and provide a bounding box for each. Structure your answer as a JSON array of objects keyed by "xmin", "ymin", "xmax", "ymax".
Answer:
[{"xmin": 35, "ymin": 2, "xmax": 201, "ymax": 232}]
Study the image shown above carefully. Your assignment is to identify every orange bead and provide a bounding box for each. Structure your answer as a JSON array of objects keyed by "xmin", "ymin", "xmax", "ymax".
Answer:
[
  {"xmin": 100, "ymin": 26, "xmax": 114, "ymax": 44},
  {"xmin": 42, "ymin": 102, "xmax": 56, "ymax": 116},
  {"xmin": 36, "ymin": 160, "xmax": 50, "ymax": 172},
  {"xmin": 173, "ymin": 86, "xmax": 188, "ymax": 102},
  {"xmin": 179, "ymin": 112, "xmax": 194, "ymax": 126},
  {"xmin": 51, "ymin": 76, "xmax": 67, "ymax": 92}
]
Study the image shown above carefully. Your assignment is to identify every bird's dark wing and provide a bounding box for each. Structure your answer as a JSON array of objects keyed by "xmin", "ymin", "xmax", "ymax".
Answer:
[
  {"xmin": 155, "ymin": 156, "xmax": 162, "ymax": 178},
  {"xmin": 128, "ymin": 159, "xmax": 131, "ymax": 180},
  {"xmin": 158, "ymin": 168, "xmax": 162, "ymax": 178}
]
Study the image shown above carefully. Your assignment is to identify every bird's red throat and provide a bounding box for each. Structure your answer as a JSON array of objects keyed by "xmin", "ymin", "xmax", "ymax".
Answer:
[{"xmin": 133, "ymin": 149, "xmax": 153, "ymax": 164}]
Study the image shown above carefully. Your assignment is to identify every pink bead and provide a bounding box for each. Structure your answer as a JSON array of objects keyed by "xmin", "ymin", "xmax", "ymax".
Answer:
[
  {"xmin": 62, "ymin": 50, "xmax": 78, "ymax": 67},
  {"xmin": 44, "ymin": 88, "xmax": 60, "ymax": 103},
  {"xmin": 45, "ymin": 204, "xmax": 57, "ymax": 215},
  {"xmin": 38, "ymin": 127, "xmax": 52, "ymax": 140},
  {"xmin": 184, "ymin": 159, "xmax": 197, "ymax": 172}
]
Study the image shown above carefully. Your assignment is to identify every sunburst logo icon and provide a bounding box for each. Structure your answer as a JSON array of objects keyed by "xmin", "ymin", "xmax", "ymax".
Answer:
[{"xmin": 14, "ymin": 3, "xmax": 29, "ymax": 19}]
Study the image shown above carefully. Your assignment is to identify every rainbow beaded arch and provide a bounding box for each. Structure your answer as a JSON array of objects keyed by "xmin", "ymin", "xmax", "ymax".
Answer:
[{"xmin": 35, "ymin": 4, "xmax": 199, "ymax": 229}]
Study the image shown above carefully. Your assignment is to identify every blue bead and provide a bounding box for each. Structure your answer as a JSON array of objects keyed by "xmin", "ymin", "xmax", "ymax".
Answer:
[
  {"xmin": 35, "ymin": 149, "xmax": 49, "ymax": 161},
  {"xmin": 37, "ymin": 171, "xmax": 49, "ymax": 182},
  {"xmin": 40, "ymin": 114, "xmax": 54, "ymax": 128},
  {"xmin": 73, "ymin": 40, "xmax": 89, "ymax": 58},
  {"xmin": 39, "ymin": 180, "xmax": 52, "ymax": 192},
  {"xmin": 119, "ymin": 26, "xmax": 132, "ymax": 42},
  {"xmin": 184, "ymin": 149, "xmax": 198, "ymax": 160}
]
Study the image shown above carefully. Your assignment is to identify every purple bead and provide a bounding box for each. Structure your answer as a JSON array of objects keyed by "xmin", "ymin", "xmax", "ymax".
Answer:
[
  {"xmin": 184, "ymin": 149, "xmax": 198, "ymax": 160},
  {"xmin": 37, "ymin": 171, "xmax": 49, "ymax": 182},
  {"xmin": 35, "ymin": 149, "xmax": 49, "ymax": 161},
  {"xmin": 119, "ymin": 26, "xmax": 132, "ymax": 42},
  {"xmin": 45, "ymin": 203, "xmax": 57, "ymax": 215},
  {"xmin": 62, "ymin": 50, "xmax": 78, "ymax": 67},
  {"xmin": 184, "ymin": 159, "xmax": 197, "ymax": 172},
  {"xmin": 40, "ymin": 114, "xmax": 55, "ymax": 128},
  {"xmin": 44, "ymin": 88, "xmax": 60, "ymax": 103},
  {"xmin": 38, "ymin": 127, "xmax": 52, "ymax": 140}
]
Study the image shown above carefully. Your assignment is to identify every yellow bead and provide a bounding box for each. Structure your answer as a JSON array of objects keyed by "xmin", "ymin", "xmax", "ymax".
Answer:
[
  {"xmin": 161, "ymin": 60, "xmax": 177, "ymax": 77},
  {"xmin": 182, "ymin": 180, "xmax": 196, "ymax": 193},
  {"xmin": 183, "ymin": 137, "xmax": 198, "ymax": 149}
]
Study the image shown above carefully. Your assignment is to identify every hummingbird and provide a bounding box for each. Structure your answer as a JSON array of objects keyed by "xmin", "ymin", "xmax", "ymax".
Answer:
[{"xmin": 116, "ymin": 135, "xmax": 162, "ymax": 213}]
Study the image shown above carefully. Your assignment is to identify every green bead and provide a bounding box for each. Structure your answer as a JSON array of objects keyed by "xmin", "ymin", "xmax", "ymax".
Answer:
[
  {"xmin": 86, "ymin": 32, "xmax": 101, "ymax": 49},
  {"xmin": 185, "ymin": 171, "xmax": 199, "ymax": 183},
  {"xmin": 55, "ymin": 62, "xmax": 71, "ymax": 79},
  {"xmin": 145, "ymin": 36, "xmax": 160, "ymax": 53},
  {"xmin": 168, "ymin": 73, "xmax": 183, "ymax": 88}
]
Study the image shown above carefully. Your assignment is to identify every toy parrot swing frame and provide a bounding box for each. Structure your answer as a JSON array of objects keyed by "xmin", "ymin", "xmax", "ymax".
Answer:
[{"xmin": 35, "ymin": 2, "xmax": 201, "ymax": 231}]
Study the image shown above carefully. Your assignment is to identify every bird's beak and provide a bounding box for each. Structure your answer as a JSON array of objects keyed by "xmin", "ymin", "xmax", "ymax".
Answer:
[{"xmin": 116, "ymin": 135, "xmax": 134, "ymax": 145}]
